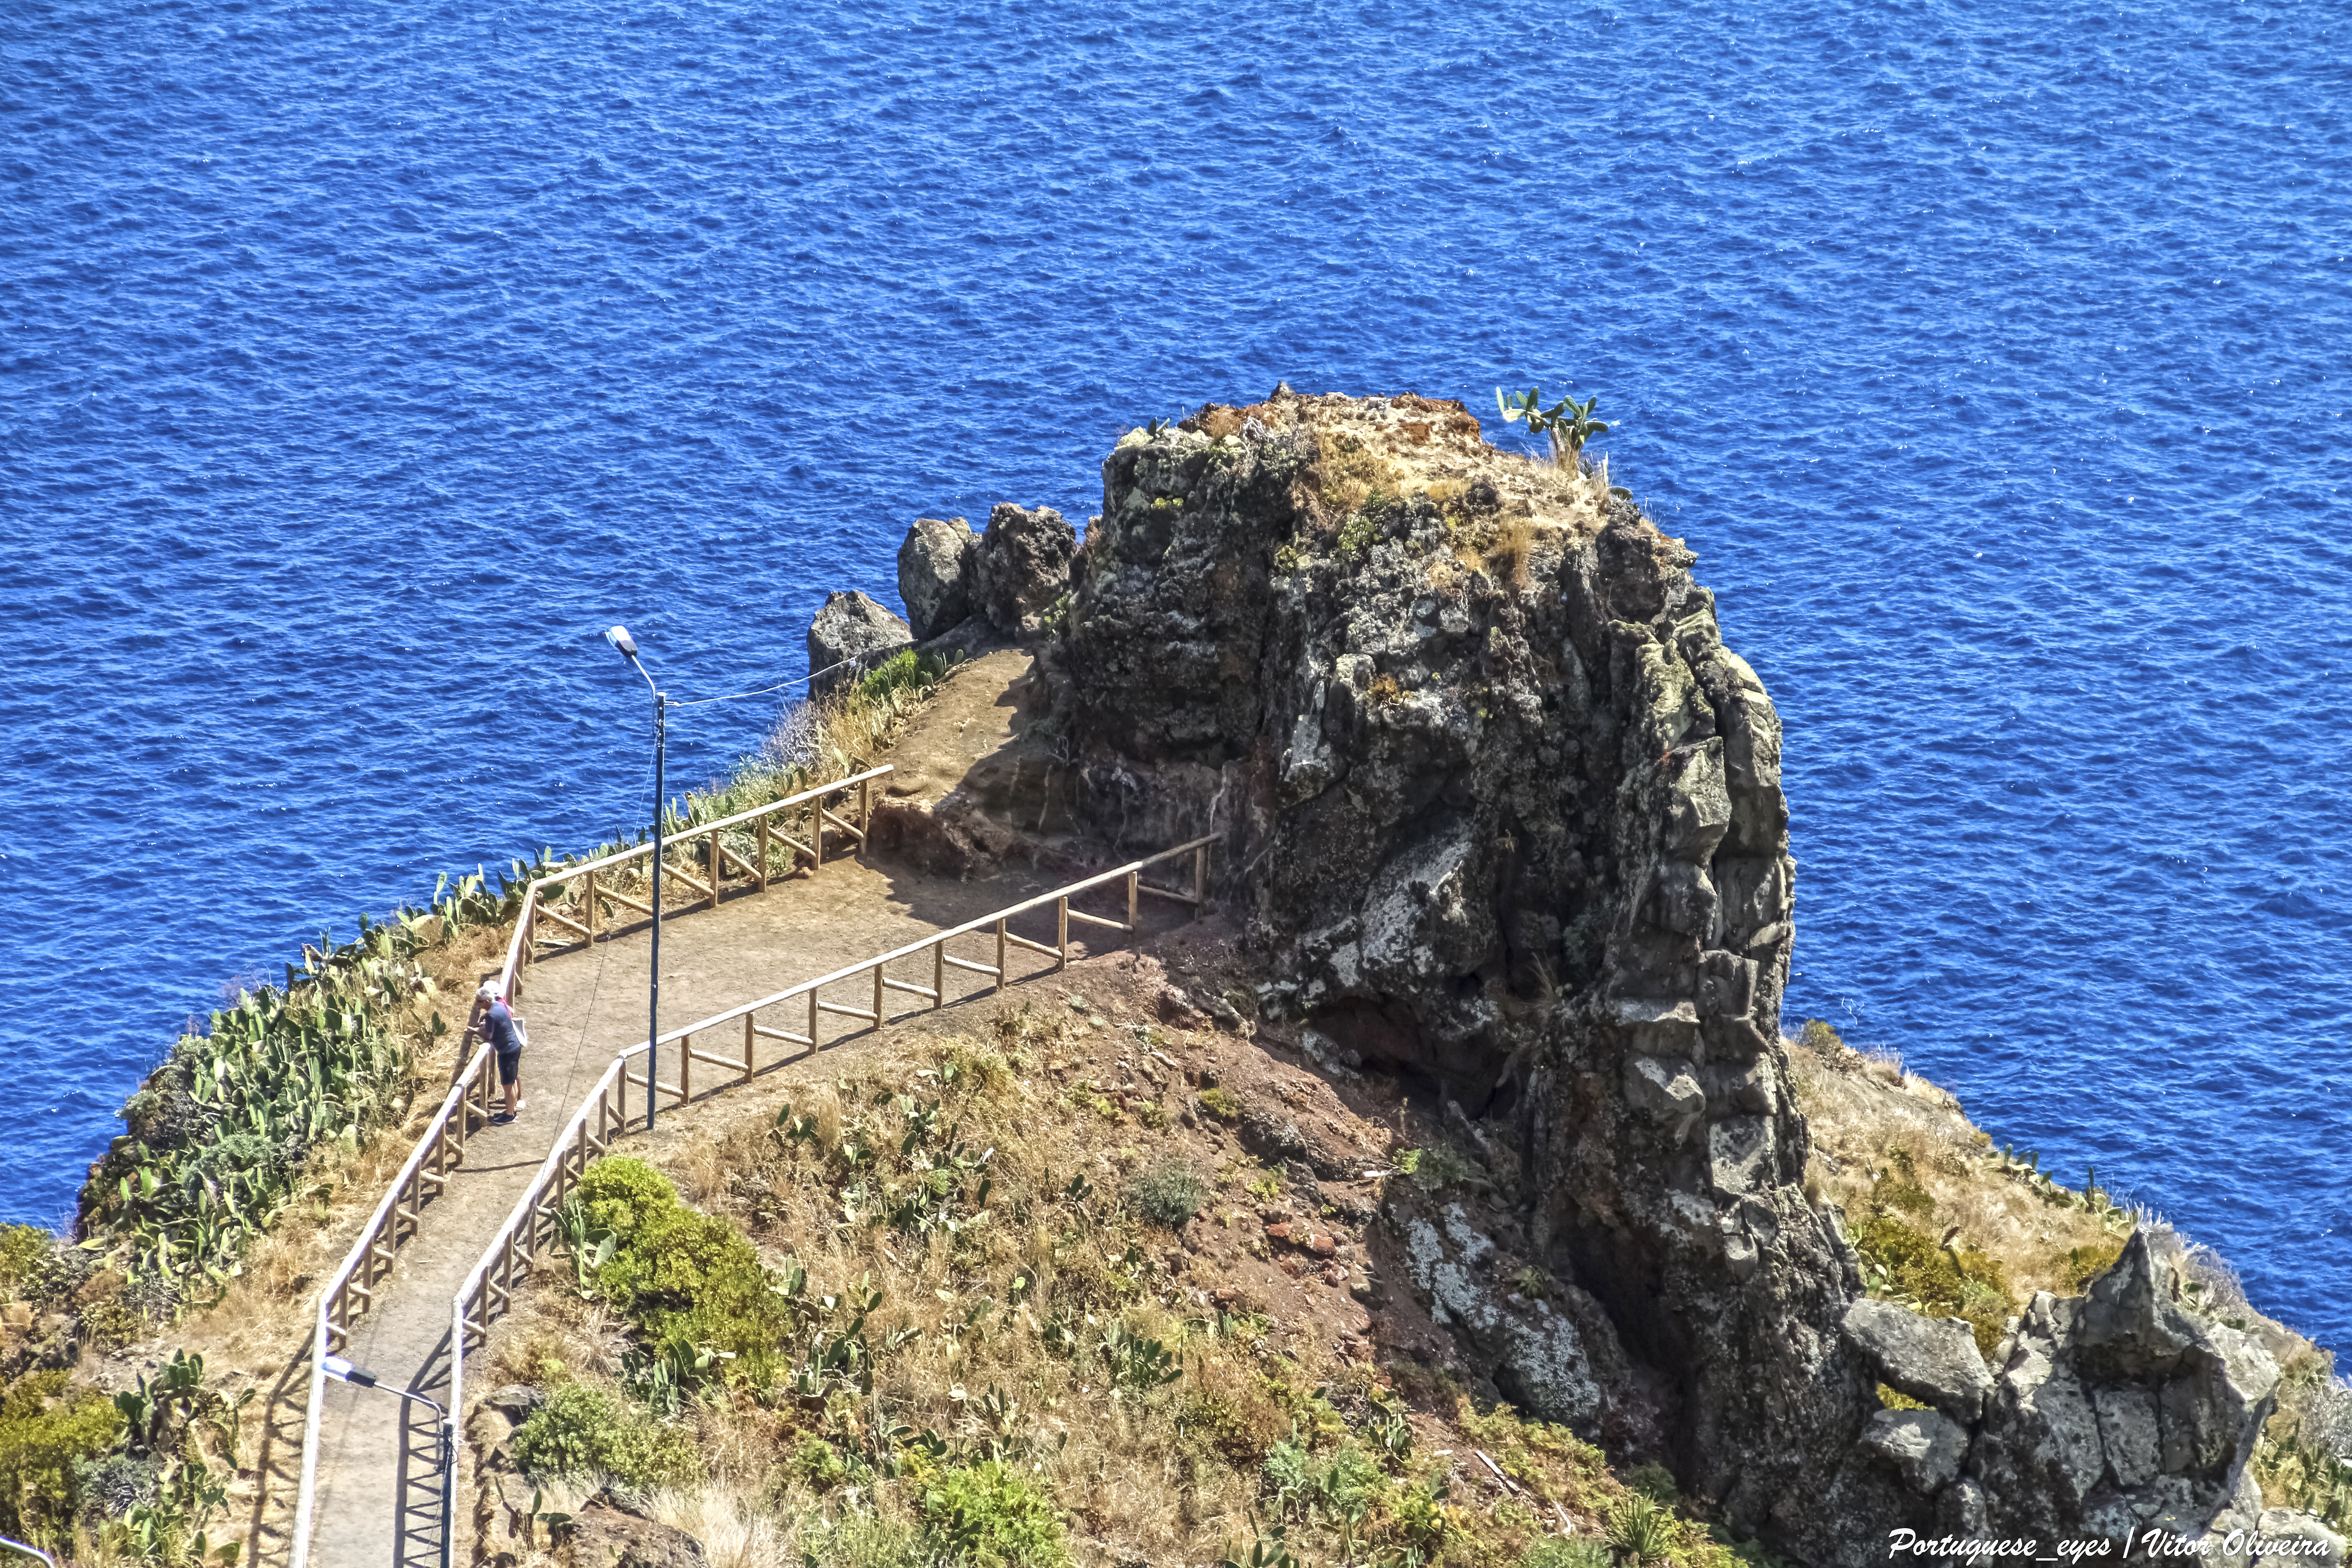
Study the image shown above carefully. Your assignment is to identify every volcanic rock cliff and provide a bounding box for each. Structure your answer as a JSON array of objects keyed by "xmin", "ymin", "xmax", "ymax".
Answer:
[{"xmin": 1006, "ymin": 388, "xmax": 2300, "ymax": 1563}]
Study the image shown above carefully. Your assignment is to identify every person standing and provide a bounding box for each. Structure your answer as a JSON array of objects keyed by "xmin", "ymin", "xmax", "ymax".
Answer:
[{"xmin": 473, "ymin": 981, "xmax": 527, "ymax": 1122}]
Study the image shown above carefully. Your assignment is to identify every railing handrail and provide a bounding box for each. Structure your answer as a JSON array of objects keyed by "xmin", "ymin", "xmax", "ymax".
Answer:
[
  {"xmin": 458, "ymin": 1054, "xmax": 623, "ymax": 1309},
  {"xmin": 321, "ymin": 1047, "xmax": 495, "ymax": 1306},
  {"xmin": 291, "ymin": 1036, "xmax": 495, "ymax": 1568},
  {"xmin": 451, "ymin": 830, "xmax": 1222, "ymax": 1346},
  {"xmin": 521, "ymin": 765, "xmax": 896, "ymax": 890},
  {"xmin": 619, "ymin": 832, "xmax": 1222, "ymax": 1054},
  {"xmin": 289, "ymin": 764, "xmax": 893, "ymax": 1568}
]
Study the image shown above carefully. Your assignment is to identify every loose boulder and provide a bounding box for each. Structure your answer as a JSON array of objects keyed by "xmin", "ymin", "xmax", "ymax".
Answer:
[
  {"xmin": 898, "ymin": 515, "xmax": 976, "ymax": 639},
  {"xmin": 807, "ymin": 590, "xmax": 911, "ymax": 697},
  {"xmin": 970, "ymin": 502, "xmax": 1075, "ymax": 637},
  {"xmin": 557, "ymin": 1501, "xmax": 705, "ymax": 1568},
  {"xmin": 1842, "ymin": 1297, "xmax": 1994, "ymax": 1421}
]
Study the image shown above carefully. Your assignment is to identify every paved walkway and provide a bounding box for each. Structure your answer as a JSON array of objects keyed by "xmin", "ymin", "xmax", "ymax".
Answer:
[{"xmin": 300, "ymin": 847, "xmax": 1112, "ymax": 1568}]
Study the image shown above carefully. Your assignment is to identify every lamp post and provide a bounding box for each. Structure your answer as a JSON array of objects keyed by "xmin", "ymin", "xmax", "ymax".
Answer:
[
  {"xmin": 0, "ymin": 1535, "xmax": 58, "ymax": 1568},
  {"xmin": 605, "ymin": 624, "xmax": 665, "ymax": 1132},
  {"xmin": 322, "ymin": 1355, "xmax": 454, "ymax": 1568}
]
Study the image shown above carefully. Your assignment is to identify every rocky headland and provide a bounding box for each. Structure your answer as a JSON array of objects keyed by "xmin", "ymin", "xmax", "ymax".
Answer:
[
  {"xmin": 7, "ymin": 389, "xmax": 2343, "ymax": 1568},
  {"xmin": 803, "ymin": 387, "xmax": 2343, "ymax": 1563}
]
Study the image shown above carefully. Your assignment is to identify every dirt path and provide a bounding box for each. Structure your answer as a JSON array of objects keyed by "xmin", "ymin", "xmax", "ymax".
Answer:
[{"xmin": 298, "ymin": 651, "xmax": 1199, "ymax": 1568}]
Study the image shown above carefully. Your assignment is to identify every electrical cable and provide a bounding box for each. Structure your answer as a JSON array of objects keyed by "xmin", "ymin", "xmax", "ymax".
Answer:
[
  {"xmin": 556, "ymin": 895, "xmax": 616, "ymax": 1127},
  {"xmin": 666, "ymin": 653, "xmax": 866, "ymax": 709}
]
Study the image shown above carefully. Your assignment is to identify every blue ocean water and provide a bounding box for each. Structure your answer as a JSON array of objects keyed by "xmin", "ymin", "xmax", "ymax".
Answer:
[{"xmin": 4, "ymin": 0, "xmax": 2346, "ymax": 1348}]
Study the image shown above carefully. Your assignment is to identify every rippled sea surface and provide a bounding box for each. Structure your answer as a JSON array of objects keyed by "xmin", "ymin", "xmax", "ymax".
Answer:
[{"xmin": 5, "ymin": 0, "xmax": 2347, "ymax": 1346}]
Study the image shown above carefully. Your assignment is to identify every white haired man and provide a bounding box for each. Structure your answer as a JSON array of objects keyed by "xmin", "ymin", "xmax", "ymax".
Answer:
[{"xmin": 472, "ymin": 981, "xmax": 527, "ymax": 1122}]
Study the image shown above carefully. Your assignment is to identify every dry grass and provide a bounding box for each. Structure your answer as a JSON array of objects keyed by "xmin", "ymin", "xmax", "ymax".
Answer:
[
  {"xmin": 1312, "ymin": 428, "xmax": 1400, "ymax": 525},
  {"xmin": 453, "ymin": 981, "xmax": 1813, "ymax": 1568},
  {"xmin": 1484, "ymin": 514, "xmax": 1537, "ymax": 590},
  {"xmin": 1788, "ymin": 1025, "xmax": 2136, "ymax": 1306},
  {"xmin": 470, "ymin": 1019, "xmax": 1284, "ymax": 1564}
]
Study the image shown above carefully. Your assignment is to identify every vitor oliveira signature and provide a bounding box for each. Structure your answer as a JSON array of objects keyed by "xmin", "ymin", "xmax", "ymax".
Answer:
[{"xmin": 1886, "ymin": 1529, "xmax": 2337, "ymax": 1563}]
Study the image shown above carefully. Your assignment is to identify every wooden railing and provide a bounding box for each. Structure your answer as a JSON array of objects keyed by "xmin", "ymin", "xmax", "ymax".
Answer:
[
  {"xmin": 500, "ymin": 764, "xmax": 893, "ymax": 1001},
  {"xmin": 444, "ymin": 832, "xmax": 1220, "ymax": 1495},
  {"xmin": 287, "ymin": 764, "xmax": 892, "ymax": 1568},
  {"xmin": 614, "ymin": 833, "xmax": 1215, "ymax": 1116}
]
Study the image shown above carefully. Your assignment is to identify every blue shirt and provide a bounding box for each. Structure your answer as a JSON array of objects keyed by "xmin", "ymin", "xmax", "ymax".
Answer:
[{"xmin": 481, "ymin": 1000, "xmax": 521, "ymax": 1054}]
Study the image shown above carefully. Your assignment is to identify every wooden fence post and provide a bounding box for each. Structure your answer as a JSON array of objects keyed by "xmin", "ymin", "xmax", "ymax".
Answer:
[
  {"xmin": 996, "ymin": 918, "xmax": 1008, "ymax": 990},
  {"xmin": 1193, "ymin": 845, "xmax": 1208, "ymax": 910},
  {"xmin": 585, "ymin": 871, "xmax": 598, "ymax": 937},
  {"xmin": 813, "ymin": 801, "xmax": 826, "ymax": 871},
  {"xmin": 872, "ymin": 964, "xmax": 884, "ymax": 1027},
  {"xmin": 743, "ymin": 1014, "xmax": 756, "ymax": 1082},
  {"xmin": 1056, "ymin": 898, "xmax": 1069, "ymax": 970},
  {"xmin": 706, "ymin": 833, "xmax": 721, "ymax": 910},
  {"xmin": 757, "ymin": 815, "xmax": 771, "ymax": 892},
  {"xmin": 932, "ymin": 940, "xmax": 944, "ymax": 1010},
  {"xmin": 1127, "ymin": 869, "xmax": 1138, "ymax": 932},
  {"xmin": 680, "ymin": 1034, "xmax": 692, "ymax": 1103}
]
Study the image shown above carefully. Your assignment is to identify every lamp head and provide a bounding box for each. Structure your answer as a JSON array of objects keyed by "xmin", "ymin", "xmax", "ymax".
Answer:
[
  {"xmin": 322, "ymin": 1354, "xmax": 378, "ymax": 1387},
  {"xmin": 605, "ymin": 625, "xmax": 640, "ymax": 660}
]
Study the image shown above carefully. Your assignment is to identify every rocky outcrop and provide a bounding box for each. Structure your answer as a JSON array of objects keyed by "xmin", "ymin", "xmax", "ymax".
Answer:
[
  {"xmin": 1965, "ymin": 1232, "xmax": 2280, "ymax": 1541},
  {"xmin": 1038, "ymin": 388, "xmax": 1854, "ymax": 1537},
  {"xmin": 1032, "ymin": 389, "xmax": 2285, "ymax": 1562},
  {"xmin": 970, "ymin": 502, "xmax": 1075, "ymax": 637},
  {"xmin": 806, "ymin": 589, "xmax": 911, "ymax": 697},
  {"xmin": 898, "ymin": 515, "xmax": 975, "ymax": 640},
  {"xmin": 557, "ymin": 1498, "xmax": 706, "ymax": 1568}
]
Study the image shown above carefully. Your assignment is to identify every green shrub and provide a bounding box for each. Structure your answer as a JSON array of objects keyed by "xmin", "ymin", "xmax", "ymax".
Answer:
[
  {"xmin": 1626, "ymin": 1459, "xmax": 1679, "ymax": 1504},
  {"xmin": 0, "ymin": 1370, "xmax": 124, "ymax": 1542},
  {"xmin": 1797, "ymin": 1019, "xmax": 1845, "ymax": 1054},
  {"xmin": 852, "ymin": 649, "xmax": 952, "ymax": 707},
  {"xmin": 1877, "ymin": 1383, "xmax": 1930, "ymax": 1411},
  {"xmin": 2062, "ymin": 1238, "xmax": 2126, "ymax": 1293},
  {"xmin": 1124, "ymin": 1161, "xmax": 1206, "ymax": 1229},
  {"xmin": 565, "ymin": 1158, "xmax": 792, "ymax": 1388},
  {"xmin": 793, "ymin": 1434, "xmax": 869, "ymax": 1492},
  {"xmin": 0, "ymin": 1226, "xmax": 49, "ymax": 1299},
  {"xmin": 1196, "ymin": 1087, "xmax": 1241, "ymax": 1123},
  {"xmin": 1264, "ymin": 1436, "xmax": 1382, "ymax": 1526},
  {"xmin": 1397, "ymin": 1144, "xmax": 1473, "ymax": 1191},
  {"xmin": 509, "ymin": 1382, "xmax": 699, "ymax": 1491},
  {"xmin": 1874, "ymin": 1178, "xmax": 1936, "ymax": 1220},
  {"xmin": 919, "ymin": 1460, "xmax": 1068, "ymax": 1567},
  {"xmin": 1850, "ymin": 1211, "xmax": 2014, "ymax": 1358},
  {"xmin": 1337, "ymin": 505, "xmax": 1383, "ymax": 557},
  {"xmin": 568, "ymin": 1156, "xmax": 678, "ymax": 1237}
]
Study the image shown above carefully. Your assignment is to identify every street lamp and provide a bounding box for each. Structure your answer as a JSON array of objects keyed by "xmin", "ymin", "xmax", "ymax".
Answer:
[
  {"xmin": 605, "ymin": 624, "xmax": 666, "ymax": 1132},
  {"xmin": 322, "ymin": 1355, "xmax": 455, "ymax": 1568}
]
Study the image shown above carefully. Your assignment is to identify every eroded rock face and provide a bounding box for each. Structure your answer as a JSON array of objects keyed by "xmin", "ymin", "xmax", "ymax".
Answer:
[
  {"xmin": 1035, "ymin": 390, "xmax": 2278, "ymax": 1563},
  {"xmin": 898, "ymin": 515, "xmax": 975, "ymax": 640},
  {"xmin": 1040, "ymin": 390, "xmax": 1857, "ymax": 1539},
  {"xmin": 807, "ymin": 589, "xmax": 911, "ymax": 696},
  {"xmin": 970, "ymin": 502, "xmax": 1075, "ymax": 637}
]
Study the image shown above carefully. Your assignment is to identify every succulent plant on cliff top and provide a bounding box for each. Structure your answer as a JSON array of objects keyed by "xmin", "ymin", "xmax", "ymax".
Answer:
[{"xmin": 1494, "ymin": 385, "xmax": 1610, "ymax": 468}]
